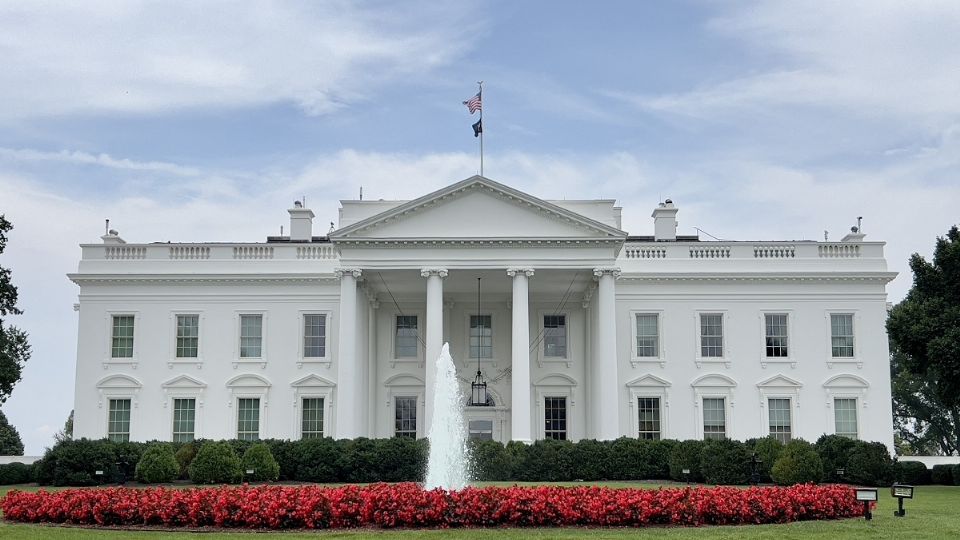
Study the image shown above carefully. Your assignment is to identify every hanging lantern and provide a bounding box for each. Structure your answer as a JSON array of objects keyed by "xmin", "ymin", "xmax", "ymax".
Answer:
[{"xmin": 469, "ymin": 277, "xmax": 490, "ymax": 407}]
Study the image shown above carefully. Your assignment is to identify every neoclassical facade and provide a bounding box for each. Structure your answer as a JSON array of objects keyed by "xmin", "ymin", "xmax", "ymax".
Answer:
[{"xmin": 70, "ymin": 176, "xmax": 896, "ymax": 448}]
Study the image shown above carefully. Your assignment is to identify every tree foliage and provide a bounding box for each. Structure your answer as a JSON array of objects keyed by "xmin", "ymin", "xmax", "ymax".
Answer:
[
  {"xmin": 0, "ymin": 409, "xmax": 24, "ymax": 455},
  {"xmin": 887, "ymin": 225, "xmax": 960, "ymax": 454},
  {"xmin": 0, "ymin": 215, "xmax": 31, "ymax": 404},
  {"xmin": 54, "ymin": 410, "xmax": 73, "ymax": 444}
]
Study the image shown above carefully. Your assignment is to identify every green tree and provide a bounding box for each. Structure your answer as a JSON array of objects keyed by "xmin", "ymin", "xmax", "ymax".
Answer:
[
  {"xmin": 0, "ymin": 215, "xmax": 31, "ymax": 404},
  {"xmin": 54, "ymin": 410, "xmax": 73, "ymax": 444},
  {"xmin": 887, "ymin": 225, "xmax": 960, "ymax": 454},
  {"xmin": 0, "ymin": 409, "xmax": 24, "ymax": 455}
]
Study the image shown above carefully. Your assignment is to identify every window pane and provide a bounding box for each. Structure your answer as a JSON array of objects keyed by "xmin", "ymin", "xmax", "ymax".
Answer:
[
  {"xmin": 544, "ymin": 397, "xmax": 567, "ymax": 440},
  {"xmin": 303, "ymin": 314, "xmax": 326, "ymax": 358},
  {"xmin": 637, "ymin": 397, "xmax": 661, "ymax": 440},
  {"xmin": 240, "ymin": 315, "xmax": 263, "ymax": 358},
  {"xmin": 237, "ymin": 398, "xmax": 260, "ymax": 440},
  {"xmin": 703, "ymin": 398, "xmax": 726, "ymax": 440},
  {"xmin": 834, "ymin": 398, "xmax": 858, "ymax": 439},
  {"xmin": 176, "ymin": 315, "xmax": 199, "ymax": 358},
  {"xmin": 111, "ymin": 315, "xmax": 135, "ymax": 358},
  {"xmin": 301, "ymin": 397, "xmax": 324, "ymax": 439},
  {"xmin": 543, "ymin": 315, "xmax": 567, "ymax": 358},
  {"xmin": 830, "ymin": 314, "xmax": 855, "ymax": 358},
  {"xmin": 700, "ymin": 314, "xmax": 723, "ymax": 357},
  {"xmin": 468, "ymin": 419, "xmax": 494, "ymax": 441},
  {"xmin": 172, "ymin": 398, "xmax": 196, "ymax": 442},
  {"xmin": 108, "ymin": 398, "xmax": 131, "ymax": 442},
  {"xmin": 395, "ymin": 315, "xmax": 419, "ymax": 358},
  {"xmin": 469, "ymin": 315, "xmax": 492, "ymax": 359},
  {"xmin": 395, "ymin": 396, "xmax": 418, "ymax": 438},
  {"xmin": 764, "ymin": 314, "xmax": 789, "ymax": 357},
  {"xmin": 636, "ymin": 314, "xmax": 659, "ymax": 357},
  {"xmin": 768, "ymin": 398, "xmax": 792, "ymax": 443}
]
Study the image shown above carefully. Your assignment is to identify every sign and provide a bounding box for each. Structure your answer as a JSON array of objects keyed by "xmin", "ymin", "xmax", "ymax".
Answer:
[
  {"xmin": 682, "ymin": 469, "xmax": 690, "ymax": 475},
  {"xmin": 891, "ymin": 485, "xmax": 914, "ymax": 499},
  {"xmin": 94, "ymin": 470, "xmax": 104, "ymax": 475},
  {"xmin": 246, "ymin": 469, "xmax": 255, "ymax": 474},
  {"xmin": 855, "ymin": 488, "xmax": 878, "ymax": 502}
]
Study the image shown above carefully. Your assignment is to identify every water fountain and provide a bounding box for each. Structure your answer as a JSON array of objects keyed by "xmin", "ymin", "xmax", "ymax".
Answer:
[{"xmin": 423, "ymin": 342, "xmax": 470, "ymax": 490}]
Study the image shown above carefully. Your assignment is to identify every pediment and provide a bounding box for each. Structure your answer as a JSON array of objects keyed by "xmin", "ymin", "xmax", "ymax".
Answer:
[
  {"xmin": 691, "ymin": 374, "xmax": 738, "ymax": 388},
  {"xmin": 96, "ymin": 374, "xmax": 142, "ymax": 389},
  {"xmin": 384, "ymin": 374, "xmax": 425, "ymax": 387},
  {"xmin": 756, "ymin": 375, "xmax": 803, "ymax": 388},
  {"xmin": 822, "ymin": 374, "xmax": 869, "ymax": 389},
  {"xmin": 330, "ymin": 176, "xmax": 627, "ymax": 242},
  {"xmin": 162, "ymin": 374, "xmax": 207, "ymax": 389},
  {"xmin": 626, "ymin": 374, "xmax": 672, "ymax": 388},
  {"xmin": 534, "ymin": 373, "xmax": 578, "ymax": 386},
  {"xmin": 226, "ymin": 373, "xmax": 272, "ymax": 388},
  {"xmin": 290, "ymin": 374, "xmax": 336, "ymax": 388}
]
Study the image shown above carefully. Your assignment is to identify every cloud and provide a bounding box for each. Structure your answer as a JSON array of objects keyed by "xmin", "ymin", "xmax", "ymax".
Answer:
[
  {"xmin": 0, "ymin": 147, "xmax": 201, "ymax": 176},
  {"xmin": 0, "ymin": 1, "xmax": 480, "ymax": 120}
]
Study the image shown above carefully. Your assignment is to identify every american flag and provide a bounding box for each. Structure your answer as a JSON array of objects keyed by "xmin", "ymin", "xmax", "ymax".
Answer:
[{"xmin": 463, "ymin": 92, "xmax": 482, "ymax": 114}]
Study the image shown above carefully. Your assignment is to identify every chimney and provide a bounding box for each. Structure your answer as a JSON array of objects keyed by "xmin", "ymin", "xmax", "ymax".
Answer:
[
  {"xmin": 652, "ymin": 199, "xmax": 678, "ymax": 241},
  {"xmin": 288, "ymin": 200, "xmax": 315, "ymax": 241}
]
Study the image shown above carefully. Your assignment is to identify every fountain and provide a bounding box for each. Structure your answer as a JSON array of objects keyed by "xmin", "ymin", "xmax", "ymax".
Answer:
[{"xmin": 423, "ymin": 342, "xmax": 470, "ymax": 490}]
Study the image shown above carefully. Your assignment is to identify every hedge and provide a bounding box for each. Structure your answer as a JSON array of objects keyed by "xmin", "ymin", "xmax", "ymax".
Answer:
[
  {"xmin": 241, "ymin": 443, "xmax": 280, "ymax": 482},
  {"xmin": 894, "ymin": 461, "xmax": 930, "ymax": 485},
  {"xmin": 931, "ymin": 464, "xmax": 954, "ymax": 485},
  {"xmin": 189, "ymin": 442, "xmax": 242, "ymax": 484},
  {"xmin": 134, "ymin": 444, "xmax": 179, "ymax": 484},
  {"xmin": 0, "ymin": 462, "xmax": 34, "ymax": 485},
  {"xmin": 771, "ymin": 439, "xmax": 823, "ymax": 485}
]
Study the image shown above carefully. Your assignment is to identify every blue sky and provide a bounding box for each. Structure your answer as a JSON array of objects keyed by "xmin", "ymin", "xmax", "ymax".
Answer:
[{"xmin": 2, "ymin": 0, "xmax": 959, "ymax": 454}]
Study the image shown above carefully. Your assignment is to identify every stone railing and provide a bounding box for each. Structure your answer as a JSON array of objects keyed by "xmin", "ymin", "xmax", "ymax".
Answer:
[
  {"xmin": 86, "ymin": 243, "xmax": 338, "ymax": 262},
  {"xmin": 620, "ymin": 241, "xmax": 880, "ymax": 261}
]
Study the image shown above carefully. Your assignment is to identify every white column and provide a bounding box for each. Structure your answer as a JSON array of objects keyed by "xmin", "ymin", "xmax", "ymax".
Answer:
[
  {"xmin": 366, "ymin": 298, "xmax": 379, "ymax": 438},
  {"xmin": 335, "ymin": 267, "xmax": 362, "ymax": 439},
  {"xmin": 592, "ymin": 267, "xmax": 620, "ymax": 440},
  {"xmin": 421, "ymin": 267, "xmax": 448, "ymax": 431},
  {"xmin": 508, "ymin": 267, "xmax": 534, "ymax": 443}
]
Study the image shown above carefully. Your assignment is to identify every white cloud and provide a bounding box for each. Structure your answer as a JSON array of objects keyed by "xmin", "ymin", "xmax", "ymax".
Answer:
[
  {"xmin": 0, "ymin": 1, "xmax": 480, "ymax": 120},
  {"xmin": 0, "ymin": 147, "xmax": 201, "ymax": 176}
]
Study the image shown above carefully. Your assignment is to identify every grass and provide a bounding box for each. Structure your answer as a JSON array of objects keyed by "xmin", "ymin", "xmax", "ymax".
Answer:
[{"xmin": 1, "ymin": 483, "xmax": 958, "ymax": 539}]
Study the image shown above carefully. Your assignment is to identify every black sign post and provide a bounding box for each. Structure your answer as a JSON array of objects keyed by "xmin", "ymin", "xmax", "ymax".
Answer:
[{"xmin": 891, "ymin": 484, "xmax": 914, "ymax": 517}]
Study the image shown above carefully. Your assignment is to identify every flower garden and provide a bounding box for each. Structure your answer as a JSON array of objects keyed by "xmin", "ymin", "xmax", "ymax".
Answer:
[{"xmin": 2, "ymin": 482, "xmax": 864, "ymax": 530}]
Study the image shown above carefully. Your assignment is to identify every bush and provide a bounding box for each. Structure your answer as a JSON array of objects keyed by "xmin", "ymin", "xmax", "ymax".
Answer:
[
  {"xmin": 700, "ymin": 439, "xmax": 751, "ymax": 485},
  {"xmin": 771, "ymin": 439, "xmax": 823, "ymax": 485},
  {"xmin": 931, "ymin": 464, "xmax": 954, "ymax": 485},
  {"xmin": 513, "ymin": 439, "xmax": 574, "ymax": 482},
  {"xmin": 669, "ymin": 440, "xmax": 706, "ymax": 482},
  {"xmin": 953, "ymin": 464, "xmax": 960, "ymax": 487},
  {"xmin": 375, "ymin": 437, "xmax": 426, "ymax": 482},
  {"xmin": 469, "ymin": 440, "xmax": 514, "ymax": 481},
  {"xmin": 240, "ymin": 443, "xmax": 279, "ymax": 482},
  {"xmin": 189, "ymin": 442, "xmax": 242, "ymax": 484},
  {"xmin": 0, "ymin": 462, "xmax": 34, "ymax": 485},
  {"xmin": 38, "ymin": 439, "xmax": 118, "ymax": 486},
  {"xmin": 845, "ymin": 441, "xmax": 893, "ymax": 486},
  {"xmin": 569, "ymin": 439, "xmax": 613, "ymax": 480},
  {"xmin": 894, "ymin": 460, "xmax": 930, "ymax": 485},
  {"xmin": 112, "ymin": 441, "xmax": 148, "ymax": 483},
  {"xmin": 135, "ymin": 444, "xmax": 179, "ymax": 484},
  {"xmin": 750, "ymin": 437, "xmax": 784, "ymax": 483},
  {"xmin": 608, "ymin": 438, "xmax": 675, "ymax": 481},
  {"xmin": 815, "ymin": 434, "xmax": 856, "ymax": 483},
  {"xmin": 292, "ymin": 437, "xmax": 342, "ymax": 483},
  {"xmin": 174, "ymin": 442, "xmax": 198, "ymax": 479},
  {"xmin": 263, "ymin": 439, "xmax": 296, "ymax": 481}
]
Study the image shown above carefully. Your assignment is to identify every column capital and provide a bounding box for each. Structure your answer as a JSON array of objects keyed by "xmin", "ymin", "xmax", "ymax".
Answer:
[
  {"xmin": 420, "ymin": 267, "xmax": 448, "ymax": 279},
  {"xmin": 506, "ymin": 267, "xmax": 535, "ymax": 278},
  {"xmin": 334, "ymin": 267, "xmax": 363, "ymax": 280},
  {"xmin": 592, "ymin": 266, "xmax": 621, "ymax": 279}
]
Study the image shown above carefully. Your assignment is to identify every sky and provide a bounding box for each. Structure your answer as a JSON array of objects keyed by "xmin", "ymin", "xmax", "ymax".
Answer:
[{"xmin": 1, "ymin": 0, "xmax": 959, "ymax": 454}]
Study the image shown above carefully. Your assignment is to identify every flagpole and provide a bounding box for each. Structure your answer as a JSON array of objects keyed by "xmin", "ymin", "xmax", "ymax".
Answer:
[{"xmin": 478, "ymin": 81, "xmax": 484, "ymax": 176}]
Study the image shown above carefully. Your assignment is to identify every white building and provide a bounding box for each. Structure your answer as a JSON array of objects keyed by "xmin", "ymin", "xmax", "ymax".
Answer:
[{"xmin": 69, "ymin": 176, "xmax": 896, "ymax": 448}]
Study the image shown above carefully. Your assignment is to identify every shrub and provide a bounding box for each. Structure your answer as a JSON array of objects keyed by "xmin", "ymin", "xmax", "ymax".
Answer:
[
  {"xmin": 112, "ymin": 441, "xmax": 148, "ymax": 483},
  {"xmin": 0, "ymin": 462, "xmax": 34, "ymax": 485},
  {"xmin": 931, "ymin": 464, "xmax": 954, "ymax": 485},
  {"xmin": 513, "ymin": 439, "xmax": 574, "ymax": 482},
  {"xmin": 669, "ymin": 440, "xmax": 706, "ymax": 482},
  {"xmin": 339, "ymin": 438, "xmax": 381, "ymax": 483},
  {"xmin": 815, "ymin": 434, "xmax": 856, "ymax": 483},
  {"xmin": 569, "ymin": 439, "xmax": 613, "ymax": 480},
  {"xmin": 700, "ymin": 439, "xmax": 751, "ymax": 485},
  {"xmin": 174, "ymin": 442, "xmax": 198, "ymax": 479},
  {"xmin": 748, "ymin": 437, "xmax": 784, "ymax": 483},
  {"xmin": 39, "ymin": 438, "xmax": 118, "ymax": 486},
  {"xmin": 241, "ymin": 443, "xmax": 280, "ymax": 482},
  {"xmin": 953, "ymin": 464, "xmax": 960, "ymax": 487},
  {"xmin": 894, "ymin": 460, "xmax": 930, "ymax": 485},
  {"xmin": 374, "ymin": 437, "xmax": 426, "ymax": 482},
  {"xmin": 135, "ymin": 444, "xmax": 179, "ymax": 484},
  {"xmin": 263, "ymin": 439, "xmax": 296, "ymax": 481},
  {"xmin": 771, "ymin": 439, "xmax": 823, "ymax": 485},
  {"xmin": 609, "ymin": 438, "xmax": 675, "ymax": 481},
  {"xmin": 469, "ymin": 440, "xmax": 514, "ymax": 481},
  {"xmin": 292, "ymin": 437, "xmax": 342, "ymax": 483},
  {"xmin": 845, "ymin": 441, "xmax": 893, "ymax": 486},
  {"xmin": 189, "ymin": 441, "xmax": 242, "ymax": 484}
]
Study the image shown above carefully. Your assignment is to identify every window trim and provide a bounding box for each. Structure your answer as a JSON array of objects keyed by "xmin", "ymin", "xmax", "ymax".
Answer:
[
  {"xmin": 234, "ymin": 311, "xmax": 268, "ymax": 366},
  {"xmin": 691, "ymin": 373, "xmax": 737, "ymax": 440},
  {"xmin": 96, "ymin": 374, "xmax": 142, "ymax": 440},
  {"xmin": 161, "ymin": 374, "xmax": 206, "ymax": 442},
  {"xmin": 393, "ymin": 395, "xmax": 420, "ymax": 439},
  {"xmin": 390, "ymin": 310, "xmax": 424, "ymax": 363},
  {"xmin": 823, "ymin": 374, "xmax": 869, "ymax": 440},
  {"xmin": 766, "ymin": 396, "xmax": 793, "ymax": 443},
  {"xmin": 537, "ymin": 310, "xmax": 570, "ymax": 366},
  {"xmin": 106, "ymin": 397, "xmax": 133, "ymax": 442},
  {"xmin": 629, "ymin": 310, "xmax": 665, "ymax": 367},
  {"xmin": 759, "ymin": 311, "xmax": 795, "ymax": 368},
  {"xmin": 104, "ymin": 311, "xmax": 140, "ymax": 366},
  {"xmin": 756, "ymin": 374, "xmax": 802, "ymax": 444},
  {"xmin": 299, "ymin": 396, "xmax": 327, "ymax": 439},
  {"xmin": 298, "ymin": 310, "xmax": 333, "ymax": 366},
  {"xmin": 701, "ymin": 396, "xmax": 728, "ymax": 441},
  {"xmin": 825, "ymin": 311, "xmax": 861, "ymax": 368},
  {"xmin": 694, "ymin": 311, "xmax": 729, "ymax": 368},
  {"xmin": 384, "ymin": 375, "xmax": 425, "ymax": 439},
  {"xmin": 235, "ymin": 396, "xmax": 263, "ymax": 441},
  {"xmin": 226, "ymin": 373, "xmax": 271, "ymax": 439},
  {"xmin": 534, "ymin": 374, "xmax": 578, "ymax": 441},
  {"xmin": 626, "ymin": 374, "xmax": 671, "ymax": 440},
  {"xmin": 542, "ymin": 395, "xmax": 569, "ymax": 441},
  {"xmin": 832, "ymin": 396, "xmax": 860, "ymax": 439},
  {"xmin": 464, "ymin": 312, "xmax": 497, "ymax": 364},
  {"xmin": 171, "ymin": 397, "xmax": 198, "ymax": 443},
  {"xmin": 168, "ymin": 312, "xmax": 204, "ymax": 366},
  {"xmin": 290, "ymin": 374, "xmax": 335, "ymax": 438}
]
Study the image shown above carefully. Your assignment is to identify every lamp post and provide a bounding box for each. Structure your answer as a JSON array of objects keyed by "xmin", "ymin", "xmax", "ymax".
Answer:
[{"xmin": 749, "ymin": 452, "xmax": 763, "ymax": 485}]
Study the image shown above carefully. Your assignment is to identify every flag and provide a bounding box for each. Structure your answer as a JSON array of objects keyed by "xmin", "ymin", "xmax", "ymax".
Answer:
[
  {"xmin": 463, "ymin": 92, "xmax": 482, "ymax": 114},
  {"xmin": 472, "ymin": 119, "xmax": 482, "ymax": 137}
]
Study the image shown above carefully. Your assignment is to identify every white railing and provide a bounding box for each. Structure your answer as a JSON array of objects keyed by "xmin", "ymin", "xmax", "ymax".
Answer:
[
  {"xmin": 818, "ymin": 243, "xmax": 861, "ymax": 258},
  {"xmin": 623, "ymin": 245, "xmax": 667, "ymax": 259},
  {"xmin": 104, "ymin": 246, "xmax": 146, "ymax": 260},
  {"xmin": 84, "ymin": 243, "xmax": 338, "ymax": 262},
  {"xmin": 169, "ymin": 246, "xmax": 210, "ymax": 260},
  {"xmin": 689, "ymin": 246, "xmax": 731, "ymax": 259},
  {"xmin": 296, "ymin": 245, "xmax": 336, "ymax": 259},
  {"xmin": 233, "ymin": 246, "xmax": 274, "ymax": 259},
  {"xmin": 619, "ymin": 241, "xmax": 880, "ymax": 261},
  {"xmin": 753, "ymin": 245, "xmax": 795, "ymax": 258}
]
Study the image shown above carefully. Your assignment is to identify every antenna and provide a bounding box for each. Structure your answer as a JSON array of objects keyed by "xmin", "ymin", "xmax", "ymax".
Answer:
[
  {"xmin": 694, "ymin": 227, "xmax": 723, "ymax": 241},
  {"xmin": 360, "ymin": 186, "xmax": 363, "ymax": 201}
]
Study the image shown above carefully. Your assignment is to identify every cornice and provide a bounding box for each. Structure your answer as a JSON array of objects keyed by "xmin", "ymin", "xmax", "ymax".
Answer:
[
  {"xmin": 334, "ymin": 237, "xmax": 625, "ymax": 248},
  {"xmin": 618, "ymin": 271, "xmax": 898, "ymax": 283},
  {"xmin": 68, "ymin": 273, "xmax": 340, "ymax": 285}
]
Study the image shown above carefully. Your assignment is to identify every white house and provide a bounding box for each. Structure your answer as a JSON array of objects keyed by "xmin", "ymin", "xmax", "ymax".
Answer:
[{"xmin": 69, "ymin": 176, "xmax": 896, "ymax": 448}]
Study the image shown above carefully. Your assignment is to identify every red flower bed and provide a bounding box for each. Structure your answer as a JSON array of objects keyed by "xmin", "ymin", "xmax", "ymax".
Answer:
[{"xmin": 2, "ymin": 483, "xmax": 863, "ymax": 529}]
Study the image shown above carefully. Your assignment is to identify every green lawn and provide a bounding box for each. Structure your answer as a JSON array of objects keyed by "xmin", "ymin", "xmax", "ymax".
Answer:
[{"xmin": 1, "ymin": 483, "xmax": 957, "ymax": 539}]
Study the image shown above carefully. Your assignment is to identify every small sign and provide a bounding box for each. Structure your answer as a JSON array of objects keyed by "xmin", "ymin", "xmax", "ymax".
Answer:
[
  {"xmin": 682, "ymin": 469, "xmax": 690, "ymax": 475},
  {"xmin": 855, "ymin": 488, "xmax": 878, "ymax": 502},
  {"xmin": 246, "ymin": 469, "xmax": 255, "ymax": 474},
  {"xmin": 94, "ymin": 470, "xmax": 104, "ymax": 476},
  {"xmin": 891, "ymin": 485, "xmax": 914, "ymax": 499}
]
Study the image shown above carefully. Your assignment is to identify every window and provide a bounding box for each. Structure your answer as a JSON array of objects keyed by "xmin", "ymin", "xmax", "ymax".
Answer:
[
  {"xmin": 637, "ymin": 397, "xmax": 661, "ymax": 440},
  {"xmin": 469, "ymin": 315, "xmax": 492, "ymax": 359},
  {"xmin": 303, "ymin": 314, "xmax": 326, "ymax": 358},
  {"xmin": 111, "ymin": 315, "xmax": 135, "ymax": 358},
  {"xmin": 395, "ymin": 315, "xmax": 419, "ymax": 358},
  {"xmin": 237, "ymin": 398, "xmax": 260, "ymax": 440},
  {"xmin": 764, "ymin": 314, "xmax": 789, "ymax": 357},
  {"xmin": 834, "ymin": 398, "xmax": 858, "ymax": 439},
  {"xmin": 395, "ymin": 396, "xmax": 417, "ymax": 438},
  {"xmin": 768, "ymin": 398, "xmax": 792, "ymax": 443},
  {"xmin": 544, "ymin": 397, "xmax": 567, "ymax": 440},
  {"xmin": 831, "ymin": 314, "xmax": 855, "ymax": 358},
  {"xmin": 468, "ymin": 420, "xmax": 493, "ymax": 441},
  {"xmin": 702, "ymin": 398, "xmax": 726, "ymax": 440},
  {"xmin": 107, "ymin": 398, "xmax": 131, "ymax": 442},
  {"xmin": 543, "ymin": 315, "xmax": 567, "ymax": 358},
  {"xmin": 700, "ymin": 314, "xmax": 723, "ymax": 358},
  {"xmin": 635, "ymin": 314, "xmax": 659, "ymax": 357},
  {"xmin": 301, "ymin": 397, "xmax": 324, "ymax": 439},
  {"xmin": 239, "ymin": 315, "xmax": 263, "ymax": 358},
  {"xmin": 172, "ymin": 398, "xmax": 196, "ymax": 442},
  {"xmin": 175, "ymin": 315, "xmax": 199, "ymax": 358}
]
